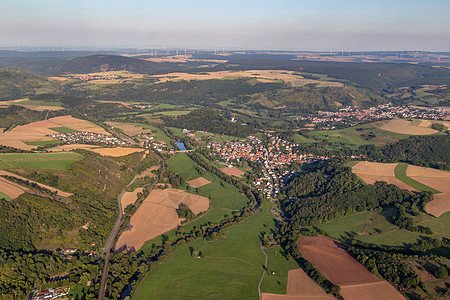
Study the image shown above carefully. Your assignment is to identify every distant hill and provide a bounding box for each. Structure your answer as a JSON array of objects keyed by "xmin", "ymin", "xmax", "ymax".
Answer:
[
  {"xmin": 0, "ymin": 68, "xmax": 49, "ymax": 100},
  {"xmin": 53, "ymin": 55, "xmax": 179, "ymax": 75}
]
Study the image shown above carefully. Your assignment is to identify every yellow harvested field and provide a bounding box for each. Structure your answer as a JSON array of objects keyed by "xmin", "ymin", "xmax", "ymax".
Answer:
[
  {"xmin": 0, "ymin": 115, "xmax": 108, "ymax": 150},
  {"xmin": 0, "ymin": 177, "xmax": 26, "ymax": 198},
  {"xmin": 48, "ymin": 76, "xmax": 68, "ymax": 81},
  {"xmin": 116, "ymin": 188, "xmax": 209, "ymax": 252},
  {"xmin": 17, "ymin": 105, "xmax": 65, "ymax": 111},
  {"xmin": 50, "ymin": 144, "xmax": 101, "ymax": 152},
  {"xmin": 374, "ymin": 119, "xmax": 438, "ymax": 135},
  {"xmin": 406, "ymin": 165, "xmax": 450, "ymax": 178},
  {"xmin": 106, "ymin": 122, "xmax": 153, "ymax": 135},
  {"xmin": 0, "ymin": 98, "xmax": 28, "ymax": 106},
  {"xmin": 0, "ymin": 170, "xmax": 72, "ymax": 197},
  {"xmin": 405, "ymin": 165, "xmax": 450, "ymax": 217},
  {"xmin": 352, "ymin": 161, "xmax": 417, "ymax": 192},
  {"xmin": 352, "ymin": 161, "xmax": 397, "ymax": 176},
  {"xmin": 116, "ymin": 203, "xmax": 181, "ymax": 252},
  {"xmin": 48, "ymin": 116, "xmax": 110, "ymax": 135},
  {"xmin": 262, "ymin": 294, "xmax": 335, "ymax": 300},
  {"xmin": 187, "ymin": 177, "xmax": 211, "ymax": 188},
  {"xmin": 151, "ymin": 70, "xmax": 343, "ymax": 88},
  {"xmin": 339, "ymin": 281, "xmax": 405, "ymax": 300},
  {"xmin": 121, "ymin": 188, "xmax": 143, "ymax": 213},
  {"xmin": 90, "ymin": 147, "xmax": 146, "ymax": 157}
]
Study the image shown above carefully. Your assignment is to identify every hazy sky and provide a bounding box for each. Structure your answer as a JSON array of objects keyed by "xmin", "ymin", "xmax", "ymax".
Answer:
[{"xmin": 2, "ymin": 0, "xmax": 450, "ymax": 50}]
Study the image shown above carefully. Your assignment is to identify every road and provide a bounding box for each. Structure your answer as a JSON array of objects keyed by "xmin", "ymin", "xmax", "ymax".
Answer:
[
  {"xmin": 257, "ymin": 241, "xmax": 268, "ymax": 300},
  {"xmin": 98, "ymin": 153, "xmax": 165, "ymax": 300}
]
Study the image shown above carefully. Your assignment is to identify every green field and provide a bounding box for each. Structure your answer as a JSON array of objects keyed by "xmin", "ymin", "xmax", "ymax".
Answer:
[
  {"xmin": 15, "ymin": 100, "xmax": 63, "ymax": 107},
  {"xmin": 301, "ymin": 123, "xmax": 411, "ymax": 148},
  {"xmin": 140, "ymin": 153, "xmax": 249, "ymax": 251},
  {"xmin": 167, "ymin": 127, "xmax": 185, "ymax": 138},
  {"xmin": 0, "ymin": 152, "xmax": 83, "ymax": 170},
  {"xmin": 24, "ymin": 140, "xmax": 62, "ymax": 147},
  {"xmin": 260, "ymin": 246, "xmax": 299, "ymax": 294},
  {"xmin": 421, "ymin": 211, "xmax": 450, "ymax": 236},
  {"xmin": 49, "ymin": 126, "xmax": 78, "ymax": 133},
  {"xmin": 136, "ymin": 201, "xmax": 283, "ymax": 300},
  {"xmin": 153, "ymin": 110, "xmax": 192, "ymax": 116},
  {"xmin": 318, "ymin": 212, "xmax": 368, "ymax": 239},
  {"xmin": 357, "ymin": 229, "xmax": 424, "ymax": 247},
  {"xmin": 394, "ymin": 163, "xmax": 441, "ymax": 193},
  {"xmin": 0, "ymin": 192, "xmax": 12, "ymax": 201},
  {"xmin": 0, "ymin": 159, "xmax": 9, "ymax": 169}
]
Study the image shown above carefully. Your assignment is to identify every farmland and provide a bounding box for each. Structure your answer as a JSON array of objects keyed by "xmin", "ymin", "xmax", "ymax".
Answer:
[
  {"xmin": 374, "ymin": 119, "xmax": 438, "ymax": 135},
  {"xmin": 135, "ymin": 201, "xmax": 276, "ymax": 300},
  {"xmin": 0, "ymin": 152, "xmax": 83, "ymax": 170},
  {"xmin": 90, "ymin": 147, "xmax": 146, "ymax": 157}
]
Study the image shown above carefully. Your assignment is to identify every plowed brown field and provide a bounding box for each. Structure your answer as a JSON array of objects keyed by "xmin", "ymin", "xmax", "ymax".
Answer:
[
  {"xmin": 298, "ymin": 236, "xmax": 380, "ymax": 285},
  {"xmin": 339, "ymin": 281, "xmax": 405, "ymax": 300},
  {"xmin": 220, "ymin": 167, "xmax": 245, "ymax": 177}
]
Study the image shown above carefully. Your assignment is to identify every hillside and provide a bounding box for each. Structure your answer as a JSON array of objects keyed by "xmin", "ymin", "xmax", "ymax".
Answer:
[
  {"xmin": 53, "ymin": 54, "xmax": 178, "ymax": 75},
  {"xmin": 0, "ymin": 68, "xmax": 49, "ymax": 100}
]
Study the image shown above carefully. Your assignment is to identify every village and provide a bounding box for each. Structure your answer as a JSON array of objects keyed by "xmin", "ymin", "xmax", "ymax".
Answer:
[
  {"xmin": 297, "ymin": 103, "xmax": 447, "ymax": 128},
  {"xmin": 208, "ymin": 133, "xmax": 330, "ymax": 198},
  {"xmin": 50, "ymin": 131, "xmax": 127, "ymax": 147}
]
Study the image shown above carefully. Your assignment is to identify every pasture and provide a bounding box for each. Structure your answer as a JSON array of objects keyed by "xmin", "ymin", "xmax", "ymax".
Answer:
[
  {"xmin": 0, "ymin": 152, "xmax": 82, "ymax": 170},
  {"xmin": 135, "ymin": 202, "xmax": 276, "ymax": 300}
]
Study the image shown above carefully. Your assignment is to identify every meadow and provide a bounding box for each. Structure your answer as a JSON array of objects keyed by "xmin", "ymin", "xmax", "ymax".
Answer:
[
  {"xmin": 394, "ymin": 163, "xmax": 441, "ymax": 193},
  {"xmin": 135, "ymin": 201, "xmax": 281, "ymax": 300},
  {"xmin": 0, "ymin": 152, "xmax": 83, "ymax": 170}
]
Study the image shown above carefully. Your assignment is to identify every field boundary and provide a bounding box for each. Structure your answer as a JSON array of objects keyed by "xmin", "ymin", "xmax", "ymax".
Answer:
[{"xmin": 394, "ymin": 163, "xmax": 441, "ymax": 193}]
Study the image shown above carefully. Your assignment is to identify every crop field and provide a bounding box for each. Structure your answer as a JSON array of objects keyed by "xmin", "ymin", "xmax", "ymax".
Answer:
[
  {"xmin": 50, "ymin": 144, "xmax": 101, "ymax": 151},
  {"xmin": 298, "ymin": 236, "xmax": 404, "ymax": 299},
  {"xmin": 121, "ymin": 188, "xmax": 143, "ymax": 213},
  {"xmin": 187, "ymin": 177, "xmax": 211, "ymax": 188},
  {"xmin": 374, "ymin": 119, "xmax": 438, "ymax": 135},
  {"xmin": 0, "ymin": 152, "xmax": 82, "ymax": 170},
  {"xmin": 48, "ymin": 115, "xmax": 109, "ymax": 135},
  {"xmin": 352, "ymin": 161, "xmax": 416, "ymax": 191},
  {"xmin": 0, "ymin": 169, "xmax": 72, "ymax": 197},
  {"xmin": 0, "ymin": 115, "xmax": 108, "ymax": 150},
  {"xmin": 339, "ymin": 281, "xmax": 405, "ymax": 300},
  {"xmin": 140, "ymin": 154, "xmax": 249, "ymax": 251},
  {"xmin": 220, "ymin": 166, "xmax": 245, "ymax": 177},
  {"xmin": 106, "ymin": 122, "xmax": 154, "ymax": 136},
  {"xmin": 262, "ymin": 268, "xmax": 334, "ymax": 300},
  {"xmin": 48, "ymin": 126, "xmax": 78, "ymax": 133},
  {"xmin": 404, "ymin": 165, "xmax": 450, "ymax": 217},
  {"xmin": 0, "ymin": 177, "xmax": 26, "ymax": 198},
  {"xmin": 151, "ymin": 70, "xmax": 343, "ymax": 88},
  {"xmin": 298, "ymin": 236, "xmax": 381, "ymax": 285},
  {"xmin": 135, "ymin": 202, "xmax": 276, "ymax": 300},
  {"xmin": 90, "ymin": 147, "xmax": 146, "ymax": 157},
  {"xmin": 116, "ymin": 188, "xmax": 209, "ymax": 252}
]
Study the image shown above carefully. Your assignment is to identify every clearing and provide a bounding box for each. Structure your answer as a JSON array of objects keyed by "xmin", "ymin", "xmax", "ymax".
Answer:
[
  {"xmin": 116, "ymin": 188, "xmax": 209, "ymax": 252},
  {"xmin": 374, "ymin": 119, "xmax": 438, "ymax": 135},
  {"xmin": 0, "ymin": 152, "xmax": 82, "ymax": 171}
]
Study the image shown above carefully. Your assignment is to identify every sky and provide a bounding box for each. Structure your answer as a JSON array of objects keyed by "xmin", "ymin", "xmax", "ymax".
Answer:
[{"xmin": 2, "ymin": 0, "xmax": 450, "ymax": 51}]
